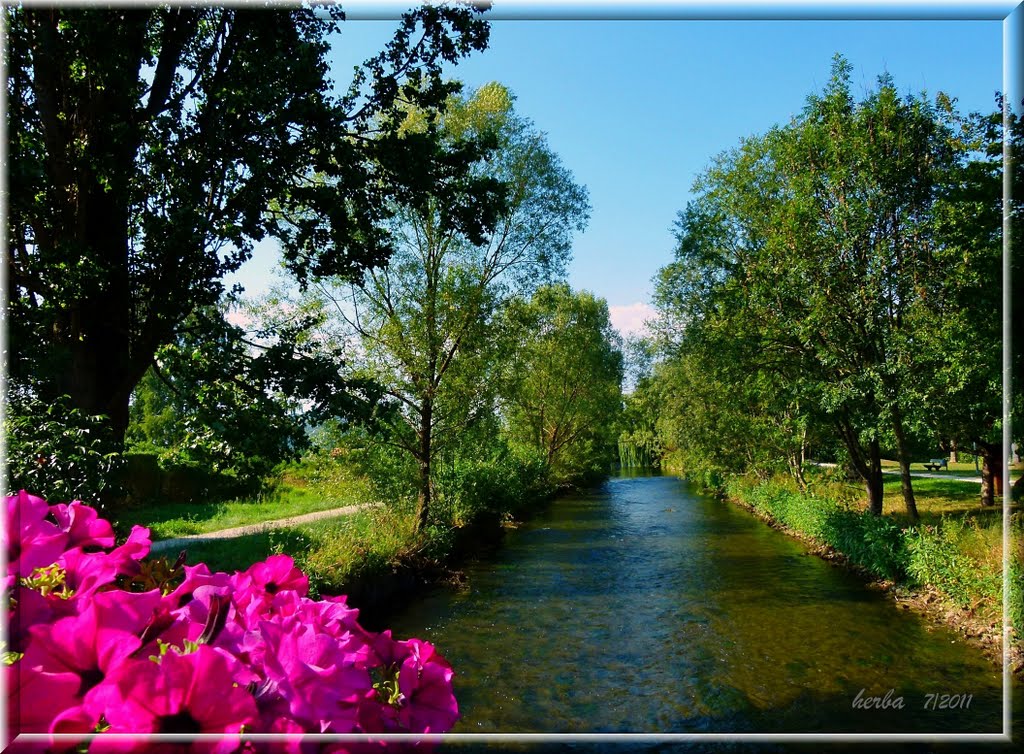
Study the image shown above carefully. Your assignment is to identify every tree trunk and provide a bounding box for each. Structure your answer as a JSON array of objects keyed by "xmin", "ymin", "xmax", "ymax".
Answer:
[
  {"xmin": 789, "ymin": 454, "xmax": 807, "ymax": 491},
  {"xmin": 39, "ymin": 12, "xmax": 149, "ymax": 449},
  {"xmin": 833, "ymin": 414, "xmax": 885, "ymax": 515},
  {"xmin": 978, "ymin": 441, "xmax": 1003, "ymax": 507},
  {"xmin": 415, "ymin": 398, "xmax": 433, "ymax": 532},
  {"xmin": 866, "ymin": 436, "xmax": 885, "ymax": 516},
  {"xmin": 891, "ymin": 410, "xmax": 919, "ymax": 520},
  {"xmin": 949, "ymin": 438, "xmax": 958, "ymax": 464}
]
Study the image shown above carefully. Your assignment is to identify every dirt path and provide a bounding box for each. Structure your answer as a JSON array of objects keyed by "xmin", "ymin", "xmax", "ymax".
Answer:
[{"xmin": 148, "ymin": 503, "xmax": 381, "ymax": 555}]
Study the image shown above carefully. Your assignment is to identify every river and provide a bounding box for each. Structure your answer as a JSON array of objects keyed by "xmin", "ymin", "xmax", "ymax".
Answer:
[{"xmin": 387, "ymin": 473, "xmax": 1015, "ymax": 747}]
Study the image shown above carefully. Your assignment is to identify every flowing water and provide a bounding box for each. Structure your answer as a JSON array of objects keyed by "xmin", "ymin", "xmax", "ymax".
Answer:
[{"xmin": 387, "ymin": 473, "xmax": 1015, "ymax": 745}]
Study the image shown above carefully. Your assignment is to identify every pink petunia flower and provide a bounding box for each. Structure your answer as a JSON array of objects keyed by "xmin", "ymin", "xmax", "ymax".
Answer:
[
  {"xmin": 102, "ymin": 645, "xmax": 258, "ymax": 753},
  {"xmin": 165, "ymin": 563, "xmax": 231, "ymax": 609},
  {"xmin": 241, "ymin": 616, "xmax": 372, "ymax": 732},
  {"xmin": 58, "ymin": 525, "xmax": 151, "ymax": 600},
  {"xmin": 49, "ymin": 500, "xmax": 116, "ymax": 549},
  {"xmin": 7, "ymin": 583, "xmax": 55, "ymax": 653},
  {"xmin": 22, "ymin": 588, "xmax": 166, "ymax": 733},
  {"xmin": 232, "ymin": 555, "xmax": 309, "ymax": 604},
  {"xmin": 5, "ymin": 658, "xmax": 81, "ymax": 737},
  {"xmin": 395, "ymin": 638, "xmax": 458, "ymax": 734},
  {"xmin": 6, "ymin": 491, "xmax": 69, "ymax": 577}
]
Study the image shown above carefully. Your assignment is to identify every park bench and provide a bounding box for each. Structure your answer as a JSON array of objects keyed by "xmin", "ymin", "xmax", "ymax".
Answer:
[{"xmin": 923, "ymin": 458, "xmax": 948, "ymax": 472}]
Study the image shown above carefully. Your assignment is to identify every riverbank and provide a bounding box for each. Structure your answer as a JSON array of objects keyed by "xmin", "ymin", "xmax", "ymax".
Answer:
[
  {"xmin": 137, "ymin": 450, "xmax": 572, "ymax": 628},
  {"xmin": 718, "ymin": 472, "xmax": 1023, "ymax": 675}
]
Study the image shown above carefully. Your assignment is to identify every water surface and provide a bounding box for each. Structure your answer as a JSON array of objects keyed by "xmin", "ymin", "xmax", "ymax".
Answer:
[{"xmin": 388, "ymin": 474, "xmax": 1010, "ymax": 740}]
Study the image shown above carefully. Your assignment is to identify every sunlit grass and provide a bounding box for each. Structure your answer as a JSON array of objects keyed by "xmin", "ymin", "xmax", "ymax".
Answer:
[
  {"xmin": 113, "ymin": 462, "xmax": 377, "ymax": 540},
  {"xmin": 880, "ymin": 457, "xmax": 1023, "ymax": 480},
  {"xmin": 737, "ymin": 469, "xmax": 1023, "ymax": 633},
  {"xmin": 173, "ymin": 506, "xmax": 421, "ymax": 598}
]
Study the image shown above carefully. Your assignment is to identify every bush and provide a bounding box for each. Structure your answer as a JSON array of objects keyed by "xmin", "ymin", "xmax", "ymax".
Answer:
[
  {"xmin": 728, "ymin": 473, "xmax": 1019, "ymax": 635},
  {"xmin": 729, "ymin": 476, "xmax": 908, "ymax": 581},
  {"xmin": 820, "ymin": 508, "xmax": 908, "ymax": 581},
  {"xmin": 4, "ymin": 393, "xmax": 123, "ymax": 506},
  {"xmin": 432, "ymin": 446, "xmax": 553, "ymax": 527}
]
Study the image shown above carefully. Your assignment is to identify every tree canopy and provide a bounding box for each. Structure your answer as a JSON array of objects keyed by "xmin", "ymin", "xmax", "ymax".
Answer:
[
  {"xmin": 647, "ymin": 56, "xmax": 1005, "ymax": 514},
  {"xmin": 310, "ymin": 82, "xmax": 590, "ymax": 529},
  {"xmin": 6, "ymin": 3, "xmax": 498, "ymax": 445},
  {"xmin": 503, "ymin": 284, "xmax": 624, "ymax": 485}
]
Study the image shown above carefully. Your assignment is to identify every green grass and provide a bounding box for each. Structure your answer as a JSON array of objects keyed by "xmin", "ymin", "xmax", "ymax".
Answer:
[
  {"xmin": 882, "ymin": 475, "xmax": 1019, "ymax": 603},
  {"xmin": 880, "ymin": 457, "xmax": 1023, "ymax": 480},
  {"xmin": 171, "ymin": 506, "xmax": 421, "ymax": 598},
  {"xmin": 734, "ymin": 469, "xmax": 1023, "ymax": 635},
  {"xmin": 882, "ymin": 476, "xmax": 1008, "ymax": 522},
  {"xmin": 112, "ymin": 464, "xmax": 377, "ymax": 540}
]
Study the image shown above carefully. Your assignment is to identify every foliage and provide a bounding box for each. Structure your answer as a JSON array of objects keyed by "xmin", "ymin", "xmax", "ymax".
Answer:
[
  {"xmin": 904, "ymin": 519, "xmax": 1002, "ymax": 609},
  {"xmin": 919, "ymin": 98, "xmax": 1021, "ymax": 504},
  {"xmin": 6, "ymin": 3, "xmax": 497, "ymax": 446},
  {"xmin": 727, "ymin": 474, "xmax": 1022, "ymax": 636},
  {"xmin": 650, "ymin": 55, "xmax": 999, "ymax": 517},
  {"xmin": 313, "ymin": 421, "xmax": 420, "ymax": 508},
  {"xmin": 432, "ymin": 443, "xmax": 553, "ymax": 526},
  {"xmin": 616, "ymin": 338, "xmax": 663, "ymax": 467},
  {"xmin": 727, "ymin": 476, "xmax": 908, "ymax": 581},
  {"xmin": 126, "ymin": 302, "xmax": 380, "ymax": 494},
  {"xmin": 503, "ymin": 284, "xmax": 624, "ymax": 485},
  {"xmin": 5, "ymin": 490, "xmax": 459, "ymax": 747},
  {"xmin": 309, "ymin": 82, "xmax": 589, "ymax": 529},
  {"xmin": 299, "ymin": 506, "xmax": 422, "ymax": 593},
  {"xmin": 4, "ymin": 392, "xmax": 123, "ymax": 507}
]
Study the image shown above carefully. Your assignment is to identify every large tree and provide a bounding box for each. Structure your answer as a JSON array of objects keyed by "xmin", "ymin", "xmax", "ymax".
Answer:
[
  {"xmin": 6, "ymin": 3, "xmax": 499, "ymax": 444},
  {"xmin": 654, "ymin": 57, "xmax": 969, "ymax": 518},
  {"xmin": 314, "ymin": 82, "xmax": 589, "ymax": 530},
  {"xmin": 503, "ymin": 284, "xmax": 624, "ymax": 485},
  {"xmin": 922, "ymin": 98, "xmax": 1021, "ymax": 505},
  {"xmin": 127, "ymin": 298, "xmax": 379, "ymax": 488}
]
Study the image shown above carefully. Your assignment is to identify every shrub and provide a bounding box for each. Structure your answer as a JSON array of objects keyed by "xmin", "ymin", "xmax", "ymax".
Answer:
[
  {"xmin": 4, "ymin": 393, "xmax": 123, "ymax": 507},
  {"xmin": 820, "ymin": 508, "xmax": 908, "ymax": 581},
  {"xmin": 728, "ymin": 476, "xmax": 908, "ymax": 580},
  {"xmin": 433, "ymin": 447, "xmax": 553, "ymax": 527}
]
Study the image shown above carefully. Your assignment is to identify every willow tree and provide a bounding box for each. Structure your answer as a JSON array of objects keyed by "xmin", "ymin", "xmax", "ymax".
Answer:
[
  {"xmin": 503, "ymin": 284, "xmax": 623, "ymax": 484},
  {"xmin": 6, "ymin": 3, "xmax": 495, "ymax": 446},
  {"xmin": 317, "ymin": 83, "xmax": 589, "ymax": 529}
]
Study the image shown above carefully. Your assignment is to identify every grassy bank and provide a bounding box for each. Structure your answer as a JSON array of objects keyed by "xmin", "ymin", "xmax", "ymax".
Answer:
[
  {"xmin": 724, "ymin": 471, "xmax": 1023, "ymax": 666},
  {"xmin": 111, "ymin": 458, "xmax": 379, "ymax": 540},
  {"xmin": 175, "ymin": 505, "xmax": 419, "ymax": 594},
  {"xmin": 131, "ymin": 450, "xmax": 557, "ymax": 621}
]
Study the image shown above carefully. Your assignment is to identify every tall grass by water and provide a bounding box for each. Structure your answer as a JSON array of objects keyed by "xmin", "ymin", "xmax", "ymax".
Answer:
[{"xmin": 725, "ymin": 472, "xmax": 1023, "ymax": 638}]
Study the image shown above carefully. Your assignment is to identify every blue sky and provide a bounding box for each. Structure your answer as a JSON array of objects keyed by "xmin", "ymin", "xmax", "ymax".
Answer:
[{"xmin": 228, "ymin": 8, "xmax": 1005, "ymax": 336}]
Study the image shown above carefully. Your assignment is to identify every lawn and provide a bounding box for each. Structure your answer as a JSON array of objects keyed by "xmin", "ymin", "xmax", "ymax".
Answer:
[
  {"xmin": 880, "ymin": 457, "xmax": 1023, "ymax": 480},
  {"xmin": 112, "ymin": 462, "xmax": 378, "ymax": 540},
  {"xmin": 882, "ymin": 475, "xmax": 1014, "ymax": 525},
  {"xmin": 171, "ymin": 505, "xmax": 422, "ymax": 597},
  {"xmin": 881, "ymin": 475, "xmax": 1022, "ymax": 585}
]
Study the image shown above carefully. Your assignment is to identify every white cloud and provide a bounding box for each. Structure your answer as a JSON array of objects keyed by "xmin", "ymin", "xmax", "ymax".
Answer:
[{"xmin": 608, "ymin": 302, "xmax": 657, "ymax": 338}]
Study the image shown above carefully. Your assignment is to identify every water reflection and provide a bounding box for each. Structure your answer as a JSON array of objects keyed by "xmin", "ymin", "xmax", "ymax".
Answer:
[{"xmin": 387, "ymin": 475, "xmax": 1009, "ymax": 738}]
